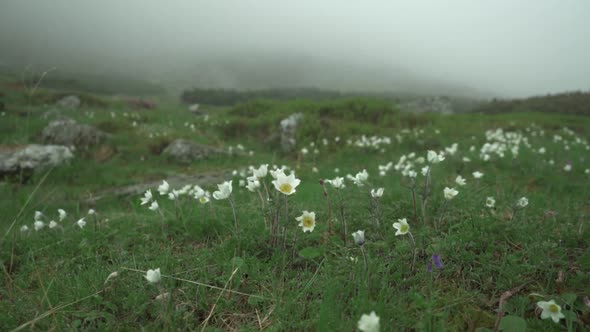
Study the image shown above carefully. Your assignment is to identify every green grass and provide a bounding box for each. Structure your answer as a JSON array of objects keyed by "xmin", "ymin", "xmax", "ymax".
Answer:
[{"xmin": 1, "ymin": 81, "xmax": 589, "ymax": 331}]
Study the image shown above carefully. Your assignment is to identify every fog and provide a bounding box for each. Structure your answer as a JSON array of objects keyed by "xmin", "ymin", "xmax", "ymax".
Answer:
[{"xmin": 1, "ymin": 0, "xmax": 589, "ymax": 97}]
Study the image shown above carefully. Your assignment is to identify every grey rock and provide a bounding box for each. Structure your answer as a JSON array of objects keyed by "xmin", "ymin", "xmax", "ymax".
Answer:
[
  {"xmin": 0, "ymin": 145, "xmax": 74, "ymax": 175},
  {"xmin": 162, "ymin": 139, "xmax": 223, "ymax": 163},
  {"xmin": 41, "ymin": 118, "xmax": 107, "ymax": 148},
  {"xmin": 56, "ymin": 95, "xmax": 81, "ymax": 109},
  {"xmin": 280, "ymin": 113, "xmax": 303, "ymax": 153}
]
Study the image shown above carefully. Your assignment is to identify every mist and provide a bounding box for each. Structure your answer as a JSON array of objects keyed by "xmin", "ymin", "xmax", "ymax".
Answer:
[{"xmin": 1, "ymin": 0, "xmax": 589, "ymax": 97}]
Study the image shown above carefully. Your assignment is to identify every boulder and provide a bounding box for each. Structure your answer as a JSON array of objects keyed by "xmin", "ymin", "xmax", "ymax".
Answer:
[
  {"xmin": 41, "ymin": 118, "xmax": 107, "ymax": 148},
  {"xmin": 56, "ymin": 95, "xmax": 81, "ymax": 109},
  {"xmin": 0, "ymin": 145, "xmax": 74, "ymax": 180},
  {"xmin": 280, "ymin": 113, "xmax": 303, "ymax": 153},
  {"xmin": 162, "ymin": 139, "xmax": 222, "ymax": 163}
]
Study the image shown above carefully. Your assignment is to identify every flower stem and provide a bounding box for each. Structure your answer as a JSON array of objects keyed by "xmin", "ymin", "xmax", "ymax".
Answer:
[
  {"xmin": 228, "ymin": 195, "xmax": 239, "ymax": 240},
  {"xmin": 408, "ymin": 232, "xmax": 417, "ymax": 272}
]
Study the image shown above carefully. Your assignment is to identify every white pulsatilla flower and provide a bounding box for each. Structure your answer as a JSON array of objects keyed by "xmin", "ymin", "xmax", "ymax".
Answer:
[
  {"xmin": 296, "ymin": 211, "xmax": 316, "ymax": 233},
  {"xmin": 486, "ymin": 197, "xmax": 496, "ymax": 208},
  {"xmin": 167, "ymin": 190, "xmax": 180, "ymax": 200},
  {"xmin": 472, "ymin": 171, "xmax": 484, "ymax": 179},
  {"xmin": 192, "ymin": 185, "xmax": 205, "ymax": 199},
  {"xmin": 370, "ymin": 188, "xmax": 384, "ymax": 198},
  {"xmin": 444, "ymin": 187, "xmax": 459, "ymax": 200},
  {"xmin": 158, "ymin": 180, "xmax": 170, "ymax": 195},
  {"xmin": 20, "ymin": 225, "xmax": 29, "ymax": 232},
  {"xmin": 34, "ymin": 221, "xmax": 45, "ymax": 231},
  {"xmin": 140, "ymin": 189, "xmax": 153, "ymax": 205},
  {"xmin": 462, "ymin": 157, "xmax": 471, "ymax": 163},
  {"xmin": 149, "ymin": 200, "xmax": 159, "ymax": 211},
  {"xmin": 329, "ymin": 177, "xmax": 345, "ymax": 189},
  {"xmin": 246, "ymin": 177, "xmax": 260, "ymax": 192},
  {"xmin": 272, "ymin": 172, "xmax": 301, "ymax": 195},
  {"xmin": 357, "ymin": 311, "xmax": 380, "ymax": 332},
  {"xmin": 352, "ymin": 230, "xmax": 365, "ymax": 246},
  {"xmin": 58, "ymin": 209, "xmax": 67, "ymax": 221},
  {"xmin": 455, "ymin": 175, "xmax": 466, "ymax": 186},
  {"xmin": 427, "ymin": 150, "xmax": 445, "ymax": 163},
  {"xmin": 392, "ymin": 218, "xmax": 410, "ymax": 236},
  {"xmin": 88, "ymin": 209, "xmax": 96, "ymax": 215},
  {"xmin": 145, "ymin": 268, "xmax": 161, "ymax": 284},
  {"xmin": 77, "ymin": 218, "xmax": 87, "ymax": 229},
  {"xmin": 213, "ymin": 180, "xmax": 233, "ymax": 200},
  {"xmin": 198, "ymin": 192, "xmax": 211, "ymax": 204},
  {"xmin": 537, "ymin": 300, "xmax": 565, "ymax": 323},
  {"xmin": 34, "ymin": 211, "xmax": 43, "ymax": 221},
  {"xmin": 49, "ymin": 220, "xmax": 58, "ymax": 229},
  {"xmin": 301, "ymin": 147, "xmax": 309, "ymax": 155},
  {"xmin": 563, "ymin": 164, "xmax": 572, "ymax": 172},
  {"xmin": 421, "ymin": 166, "xmax": 430, "ymax": 176},
  {"xmin": 349, "ymin": 169, "xmax": 369, "ymax": 187},
  {"xmin": 253, "ymin": 164, "xmax": 268, "ymax": 178},
  {"xmin": 269, "ymin": 167, "xmax": 286, "ymax": 180},
  {"xmin": 517, "ymin": 197, "xmax": 528, "ymax": 208}
]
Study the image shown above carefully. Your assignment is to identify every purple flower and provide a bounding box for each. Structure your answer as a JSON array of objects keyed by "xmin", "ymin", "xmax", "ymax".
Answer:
[{"xmin": 427, "ymin": 254, "xmax": 443, "ymax": 272}]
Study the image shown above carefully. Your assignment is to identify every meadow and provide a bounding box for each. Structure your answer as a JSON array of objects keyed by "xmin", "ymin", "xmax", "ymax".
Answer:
[{"xmin": 1, "ymin": 79, "xmax": 589, "ymax": 331}]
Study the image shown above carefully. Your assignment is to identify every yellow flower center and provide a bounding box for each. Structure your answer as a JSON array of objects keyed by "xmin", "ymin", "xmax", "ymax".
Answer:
[
  {"xmin": 279, "ymin": 183, "xmax": 293, "ymax": 194},
  {"xmin": 200, "ymin": 197, "xmax": 207, "ymax": 203},
  {"xmin": 302, "ymin": 217, "xmax": 314, "ymax": 228},
  {"xmin": 400, "ymin": 224, "xmax": 409, "ymax": 233},
  {"xmin": 549, "ymin": 304, "xmax": 559, "ymax": 313}
]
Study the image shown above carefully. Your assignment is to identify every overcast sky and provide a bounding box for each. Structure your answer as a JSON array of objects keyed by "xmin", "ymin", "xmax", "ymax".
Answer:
[{"xmin": 1, "ymin": 0, "xmax": 589, "ymax": 97}]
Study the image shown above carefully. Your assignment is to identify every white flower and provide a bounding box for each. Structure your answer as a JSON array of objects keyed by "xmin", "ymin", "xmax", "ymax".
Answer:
[
  {"xmin": 486, "ymin": 197, "xmax": 496, "ymax": 208},
  {"xmin": 192, "ymin": 185, "xmax": 205, "ymax": 199},
  {"xmin": 357, "ymin": 311, "xmax": 380, "ymax": 332},
  {"xmin": 352, "ymin": 230, "xmax": 365, "ymax": 246},
  {"xmin": 350, "ymin": 169, "xmax": 369, "ymax": 186},
  {"xmin": 563, "ymin": 164, "xmax": 572, "ymax": 172},
  {"xmin": 392, "ymin": 218, "xmax": 409, "ymax": 236},
  {"xmin": 517, "ymin": 197, "xmax": 528, "ymax": 208},
  {"xmin": 301, "ymin": 147, "xmax": 309, "ymax": 155},
  {"xmin": 199, "ymin": 194, "xmax": 210, "ymax": 204},
  {"xmin": 158, "ymin": 180, "xmax": 170, "ymax": 195},
  {"xmin": 246, "ymin": 178, "xmax": 260, "ymax": 192},
  {"xmin": 444, "ymin": 187, "xmax": 459, "ymax": 200},
  {"xmin": 427, "ymin": 150, "xmax": 445, "ymax": 163},
  {"xmin": 213, "ymin": 180, "xmax": 233, "ymax": 200},
  {"xmin": 20, "ymin": 225, "xmax": 29, "ymax": 232},
  {"xmin": 140, "ymin": 189, "xmax": 153, "ymax": 205},
  {"xmin": 34, "ymin": 221, "xmax": 45, "ymax": 231},
  {"xmin": 149, "ymin": 200, "xmax": 159, "ymax": 211},
  {"xmin": 88, "ymin": 209, "xmax": 96, "ymax": 215},
  {"xmin": 77, "ymin": 218, "xmax": 87, "ymax": 229},
  {"xmin": 34, "ymin": 211, "xmax": 43, "ymax": 221},
  {"xmin": 371, "ymin": 188, "xmax": 384, "ymax": 198},
  {"xmin": 462, "ymin": 157, "xmax": 471, "ymax": 163},
  {"xmin": 296, "ymin": 211, "xmax": 316, "ymax": 233},
  {"xmin": 269, "ymin": 167, "xmax": 286, "ymax": 180},
  {"xmin": 455, "ymin": 175, "xmax": 466, "ymax": 186},
  {"xmin": 537, "ymin": 300, "xmax": 565, "ymax": 323},
  {"xmin": 312, "ymin": 167, "xmax": 319, "ymax": 173},
  {"xmin": 329, "ymin": 177, "xmax": 345, "ymax": 189},
  {"xmin": 538, "ymin": 147, "xmax": 546, "ymax": 154},
  {"xmin": 272, "ymin": 172, "xmax": 301, "ymax": 195},
  {"xmin": 472, "ymin": 171, "xmax": 484, "ymax": 179},
  {"xmin": 49, "ymin": 220, "xmax": 58, "ymax": 229},
  {"xmin": 421, "ymin": 166, "xmax": 430, "ymax": 176},
  {"xmin": 58, "ymin": 209, "xmax": 67, "ymax": 221},
  {"xmin": 168, "ymin": 190, "xmax": 180, "ymax": 200},
  {"xmin": 145, "ymin": 268, "xmax": 161, "ymax": 284},
  {"xmin": 253, "ymin": 164, "xmax": 268, "ymax": 178}
]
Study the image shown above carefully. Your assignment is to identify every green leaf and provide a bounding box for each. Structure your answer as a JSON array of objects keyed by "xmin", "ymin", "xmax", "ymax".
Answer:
[
  {"xmin": 562, "ymin": 293, "xmax": 577, "ymax": 305},
  {"xmin": 499, "ymin": 315, "xmax": 527, "ymax": 332},
  {"xmin": 298, "ymin": 247, "xmax": 322, "ymax": 259}
]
